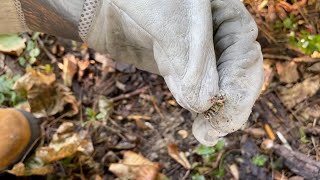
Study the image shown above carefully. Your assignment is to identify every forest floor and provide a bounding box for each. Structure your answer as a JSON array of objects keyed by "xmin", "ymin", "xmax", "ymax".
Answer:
[{"xmin": 0, "ymin": 0, "xmax": 319, "ymax": 179}]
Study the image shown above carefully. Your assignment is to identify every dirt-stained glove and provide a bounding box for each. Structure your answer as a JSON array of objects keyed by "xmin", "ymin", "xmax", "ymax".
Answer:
[
  {"xmin": 1, "ymin": 0, "xmax": 263, "ymax": 146},
  {"xmin": 192, "ymin": 0, "xmax": 263, "ymax": 145},
  {"xmin": 82, "ymin": 0, "xmax": 263, "ymax": 145},
  {"xmin": 82, "ymin": 0, "xmax": 220, "ymax": 113}
]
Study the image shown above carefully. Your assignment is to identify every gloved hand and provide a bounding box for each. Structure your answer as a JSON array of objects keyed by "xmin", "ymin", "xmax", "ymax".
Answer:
[
  {"xmin": 82, "ymin": 0, "xmax": 263, "ymax": 145},
  {"xmin": 2, "ymin": 0, "xmax": 263, "ymax": 146}
]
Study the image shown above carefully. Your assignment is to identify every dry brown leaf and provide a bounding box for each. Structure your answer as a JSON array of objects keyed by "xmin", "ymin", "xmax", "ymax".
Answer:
[
  {"xmin": 122, "ymin": 151, "xmax": 159, "ymax": 167},
  {"xmin": 244, "ymin": 128, "xmax": 266, "ymax": 138},
  {"xmin": 289, "ymin": 176, "xmax": 304, "ymax": 180},
  {"xmin": 262, "ymin": 59, "xmax": 275, "ymax": 92},
  {"xmin": 94, "ymin": 52, "xmax": 115, "ymax": 74},
  {"xmin": 59, "ymin": 54, "xmax": 78, "ymax": 87},
  {"xmin": 167, "ymin": 143, "xmax": 191, "ymax": 169},
  {"xmin": 307, "ymin": 62, "xmax": 320, "ymax": 73},
  {"xmin": 109, "ymin": 151, "xmax": 161, "ymax": 180},
  {"xmin": 278, "ymin": 75, "xmax": 320, "ymax": 109},
  {"xmin": 300, "ymin": 103, "xmax": 320, "ymax": 120},
  {"xmin": 13, "ymin": 69, "xmax": 79, "ymax": 118},
  {"xmin": 36, "ymin": 122, "xmax": 94, "ymax": 163},
  {"xmin": 8, "ymin": 162, "xmax": 54, "ymax": 176},
  {"xmin": 177, "ymin": 130, "xmax": 189, "ymax": 139},
  {"xmin": 276, "ymin": 61, "xmax": 300, "ymax": 83},
  {"xmin": 78, "ymin": 59, "xmax": 90, "ymax": 81},
  {"xmin": 274, "ymin": 170, "xmax": 289, "ymax": 180},
  {"xmin": 109, "ymin": 164, "xmax": 159, "ymax": 180},
  {"xmin": 311, "ymin": 51, "xmax": 320, "ymax": 59},
  {"xmin": 229, "ymin": 164, "xmax": 240, "ymax": 180},
  {"xmin": 135, "ymin": 119, "xmax": 151, "ymax": 130}
]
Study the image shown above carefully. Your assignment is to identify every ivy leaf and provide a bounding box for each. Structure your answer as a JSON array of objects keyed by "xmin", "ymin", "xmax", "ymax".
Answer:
[
  {"xmin": 0, "ymin": 34, "xmax": 25, "ymax": 56},
  {"xmin": 29, "ymin": 48, "xmax": 41, "ymax": 58}
]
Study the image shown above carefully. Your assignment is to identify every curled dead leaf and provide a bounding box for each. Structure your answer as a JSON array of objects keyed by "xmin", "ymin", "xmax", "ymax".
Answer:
[
  {"xmin": 36, "ymin": 122, "xmax": 93, "ymax": 163},
  {"xmin": 13, "ymin": 69, "xmax": 79, "ymax": 118},
  {"xmin": 167, "ymin": 143, "xmax": 191, "ymax": 169},
  {"xmin": 109, "ymin": 151, "xmax": 162, "ymax": 180},
  {"xmin": 78, "ymin": 59, "xmax": 90, "ymax": 81},
  {"xmin": 276, "ymin": 61, "xmax": 299, "ymax": 84},
  {"xmin": 58, "ymin": 54, "xmax": 78, "ymax": 87},
  {"xmin": 8, "ymin": 162, "xmax": 54, "ymax": 176},
  {"xmin": 307, "ymin": 62, "xmax": 320, "ymax": 73},
  {"xmin": 229, "ymin": 164, "xmax": 240, "ymax": 180},
  {"xmin": 300, "ymin": 103, "xmax": 320, "ymax": 120}
]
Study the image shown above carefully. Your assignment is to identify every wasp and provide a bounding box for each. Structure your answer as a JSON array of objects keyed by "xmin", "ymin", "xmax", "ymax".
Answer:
[{"xmin": 203, "ymin": 94, "xmax": 226, "ymax": 119}]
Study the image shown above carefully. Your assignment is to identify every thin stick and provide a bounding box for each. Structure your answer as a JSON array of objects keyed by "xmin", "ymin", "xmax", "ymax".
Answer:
[{"xmin": 110, "ymin": 86, "xmax": 149, "ymax": 102}]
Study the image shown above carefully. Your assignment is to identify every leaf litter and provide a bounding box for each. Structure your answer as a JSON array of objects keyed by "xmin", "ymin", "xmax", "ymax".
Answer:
[{"xmin": 0, "ymin": 0, "xmax": 320, "ymax": 178}]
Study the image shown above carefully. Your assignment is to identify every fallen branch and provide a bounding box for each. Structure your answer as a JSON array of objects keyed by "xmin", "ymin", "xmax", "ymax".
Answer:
[{"xmin": 273, "ymin": 145, "xmax": 320, "ymax": 180}]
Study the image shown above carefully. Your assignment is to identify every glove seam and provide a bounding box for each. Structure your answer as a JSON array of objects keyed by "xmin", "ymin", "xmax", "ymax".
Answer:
[{"xmin": 13, "ymin": 0, "xmax": 29, "ymax": 31}]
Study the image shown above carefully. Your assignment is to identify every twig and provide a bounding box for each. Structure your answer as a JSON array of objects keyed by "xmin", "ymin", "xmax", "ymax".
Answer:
[
  {"xmin": 148, "ymin": 89, "xmax": 164, "ymax": 119},
  {"xmin": 311, "ymin": 118, "xmax": 319, "ymax": 161},
  {"xmin": 263, "ymin": 53, "xmax": 291, "ymax": 61},
  {"xmin": 273, "ymin": 144, "xmax": 320, "ymax": 179},
  {"xmin": 20, "ymin": 136, "xmax": 41, "ymax": 162},
  {"xmin": 37, "ymin": 38, "xmax": 58, "ymax": 63},
  {"xmin": 181, "ymin": 170, "xmax": 190, "ymax": 180},
  {"xmin": 110, "ymin": 86, "xmax": 149, "ymax": 102},
  {"xmin": 258, "ymin": 26, "xmax": 277, "ymax": 43},
  {"xmin": 292, "ymin": 56, "xmax": 320, "ymax": 63}
]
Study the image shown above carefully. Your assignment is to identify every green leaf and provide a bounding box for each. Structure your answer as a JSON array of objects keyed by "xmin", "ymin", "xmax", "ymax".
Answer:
[
  {"xmin": 252, "ymin": 155, "xmax": 268, "ymax": 167},
  {"xmin": 85, "ymin": 108, "xmax": 96, "ymax": 120},
  {"xmin": 31, "ymin": 32, "xmax": 40, "ymax": 40},
  {"xmin": 0, "ymin": 34, "xmax": 25, "ymax": 53},
  {"xmin": 18, "ymin": 57, "xmax": 26, "ymax": 66},
  {"xmin": 299, "ymin": 127, "xmax": 310, "ymax": 143},
  {"xmin": 26, "ymin": 40, "xmax": 35, "ymax": 51},
  {"xmin": 215, "ymin": 139, "xmax": 225, "ymax": 152},
  {"xmin": 192, "ymin": 174, "xmax": 206, "ymax": 180},
  {"xmin": 29, "ymin": 48, "xmax": 40, "ymax": 57},
  {"xmin": 0, "ymin": 73, "xmax": 23, "ymax": 106},
  {"xmin": 283, "ymin": 18, "xmax": 293, "ymax": 29},
  {"xmin": 194, "ymin": 145, "xmax": 216, "ymax": 156},
  {"xmin": 96, "ymin": 113, "xmax": 104, "ymax": 120},
  {"xmin": 29, "ymin": 57, "xmax": 37, "ymax": 65},
  {"xmin": 213, "ymin": 168, "xmax": 225, "ymax": 178}
]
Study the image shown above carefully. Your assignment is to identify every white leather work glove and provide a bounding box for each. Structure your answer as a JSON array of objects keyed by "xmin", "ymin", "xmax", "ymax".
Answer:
[
  {"xmin": 1, "ymin": 0, "xmax": 263, "ymax": 146},
  {"xmin": 81, "ymin": 0, "xmax": 263, "ymax": 145}
]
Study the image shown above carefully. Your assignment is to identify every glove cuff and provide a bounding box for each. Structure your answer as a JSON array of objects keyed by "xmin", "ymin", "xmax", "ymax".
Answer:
[{"xmin": 78, "ymin": 0, "xmax": 101, "ymax": 41}]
